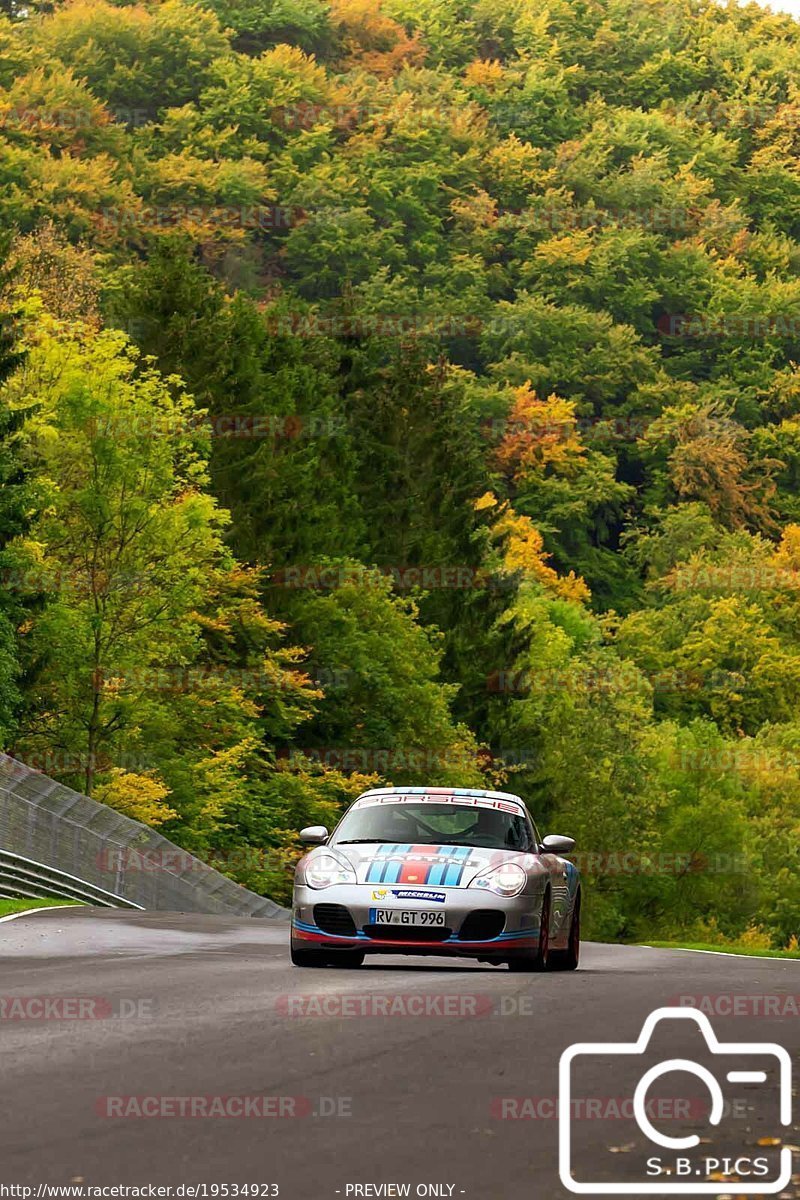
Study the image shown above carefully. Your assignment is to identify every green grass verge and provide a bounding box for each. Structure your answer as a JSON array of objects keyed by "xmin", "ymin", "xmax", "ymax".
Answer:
[
  {"xmin": 643, "ymin": 940, "xmax": 800, "ymax": 960},
  {"xmin": 0, "ymin": 897, "xmax": 82, "ymax": 917}
]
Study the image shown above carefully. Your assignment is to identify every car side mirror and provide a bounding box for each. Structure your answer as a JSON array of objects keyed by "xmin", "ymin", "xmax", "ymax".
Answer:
[
  {"xmin": 299, "ymin": 825, "xmax": 329, "ymax": 845},
  {"xmin": 542, "ymin": 833, "xmax": 575, "ymax": 855}
]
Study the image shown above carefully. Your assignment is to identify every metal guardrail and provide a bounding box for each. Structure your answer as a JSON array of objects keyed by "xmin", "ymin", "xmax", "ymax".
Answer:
[
  {"xmin": 0, "ymin": 753, "xmax": 288, "ymax": 918},
  {"xmin": 0, "ymin": 848, "xmax": 142, "ymax": 909}
]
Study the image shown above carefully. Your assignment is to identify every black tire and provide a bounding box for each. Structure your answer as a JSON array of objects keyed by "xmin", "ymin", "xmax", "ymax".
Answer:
[
  {"xmin": 508, "ymin": 889, "xmax": 551, "ymax": 972},
  {"xmin": 549, "ymin": 891, "xmax": 581, "ymax": 972},
  {"xmin": 325, "ymin": 950, "xmax": 365, "ymax": 968},
  {"xmin": 290, "ymin": 944, "xmax": 328, "ymax": 967}
]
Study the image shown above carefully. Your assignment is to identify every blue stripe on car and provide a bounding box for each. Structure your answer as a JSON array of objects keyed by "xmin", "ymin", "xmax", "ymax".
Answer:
[
  {"xmin": 366, "ymin": 844, "xmax": 397, "ymax": 883},
  {"xmin": 366, "ymin": 844, "xmax": 412, "ymax": 884},
  {"xmin": 383, "ymin": 844, "xmax": 412, "ymax": 884},
  {"xmin": 443, "ymin": 846, "xmax": 471, "ymax": 886},
  {"xmin": 426, "ymin": 852, "xmax": 448, "ymax": 886}
]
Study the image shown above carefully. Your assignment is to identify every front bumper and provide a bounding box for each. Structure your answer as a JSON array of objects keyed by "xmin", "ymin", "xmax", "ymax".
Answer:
[{"xmin": 291, "ymin": 883, "xmax": 542, "ymax": 957}]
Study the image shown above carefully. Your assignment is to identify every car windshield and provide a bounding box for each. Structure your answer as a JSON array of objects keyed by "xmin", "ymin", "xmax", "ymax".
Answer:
[{"xmin": 331, "ymin": 801, "xmax": 534, "ymax": 851}]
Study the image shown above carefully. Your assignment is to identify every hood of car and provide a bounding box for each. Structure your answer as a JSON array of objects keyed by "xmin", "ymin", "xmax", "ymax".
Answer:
[{"xmin": 325, "ymin": 842, "xmax": 534, "ymax": 888}]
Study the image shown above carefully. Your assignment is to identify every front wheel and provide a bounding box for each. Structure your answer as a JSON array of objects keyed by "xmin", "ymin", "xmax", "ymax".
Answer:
[
  {"xmin": 507, "ymin": 890, "xmax": 551, "ymax": 973},
  {"xmin": 549, "ymin": 892, "xmax": 580, "ymax": 972}
]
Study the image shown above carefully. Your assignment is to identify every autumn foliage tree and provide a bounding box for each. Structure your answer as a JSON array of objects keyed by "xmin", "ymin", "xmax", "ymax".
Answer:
[{"xmin": 0, "ymin": 0, "xmax": 799, "ymax": 942}]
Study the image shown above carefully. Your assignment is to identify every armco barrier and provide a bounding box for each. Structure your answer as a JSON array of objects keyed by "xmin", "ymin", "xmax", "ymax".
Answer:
[
  {"xmin": 0, "ymin": 848, "xmax": 142, "ymax": 908},
  {"xmin": 0, "ymin": 753, "xmax": 288, "ymax": 917}
]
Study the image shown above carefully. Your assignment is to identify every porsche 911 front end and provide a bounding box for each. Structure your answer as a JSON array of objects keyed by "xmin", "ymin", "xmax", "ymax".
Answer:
[{"xmin": 290, "ymin": 787, "xmax": 581, "ymax": 972}]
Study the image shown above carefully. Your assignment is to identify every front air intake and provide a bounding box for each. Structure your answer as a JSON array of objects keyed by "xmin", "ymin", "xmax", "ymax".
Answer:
[
  {"xmin": 458, "ymin": 910, "xmax": 505, "ymax": 940},
  {"xmin": 313, "ymin": 903, "xmax": 357, "ymax": 936}
]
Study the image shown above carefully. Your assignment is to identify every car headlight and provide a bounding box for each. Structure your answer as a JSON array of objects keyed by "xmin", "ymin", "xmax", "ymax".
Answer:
[
  {"xmin": 303, "ymin": 851, "xmax": 357, "ymax": 890},
  {"xmin": 470, "ymin": 862, "xmax": 527, "ymax": 897}
]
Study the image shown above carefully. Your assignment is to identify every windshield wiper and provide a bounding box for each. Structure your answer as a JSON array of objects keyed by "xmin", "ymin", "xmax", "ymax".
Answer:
[
  {"xmin": 337, "ymin": 838, "xmax": 483, "ymax": 847},
  {"xmin": 335, "ymin": 838, "xmax": 386, "ymax": 844}
]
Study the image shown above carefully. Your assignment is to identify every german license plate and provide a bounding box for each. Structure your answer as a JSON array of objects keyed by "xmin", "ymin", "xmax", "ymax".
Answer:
[{"xmin": 369, "ymin": 908, "xmax": 446, "ymax": 927}]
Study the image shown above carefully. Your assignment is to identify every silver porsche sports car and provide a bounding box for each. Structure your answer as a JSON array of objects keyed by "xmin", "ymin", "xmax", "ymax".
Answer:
[{"xmin": 290, "ymin": 786, "xmax": 580, "ymax": 971}]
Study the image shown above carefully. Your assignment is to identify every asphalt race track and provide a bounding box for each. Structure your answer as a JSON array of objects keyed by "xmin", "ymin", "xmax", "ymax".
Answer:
[{"xmin": 1, "ymin": 909, "xmax": 798, "ymax": 1198}]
